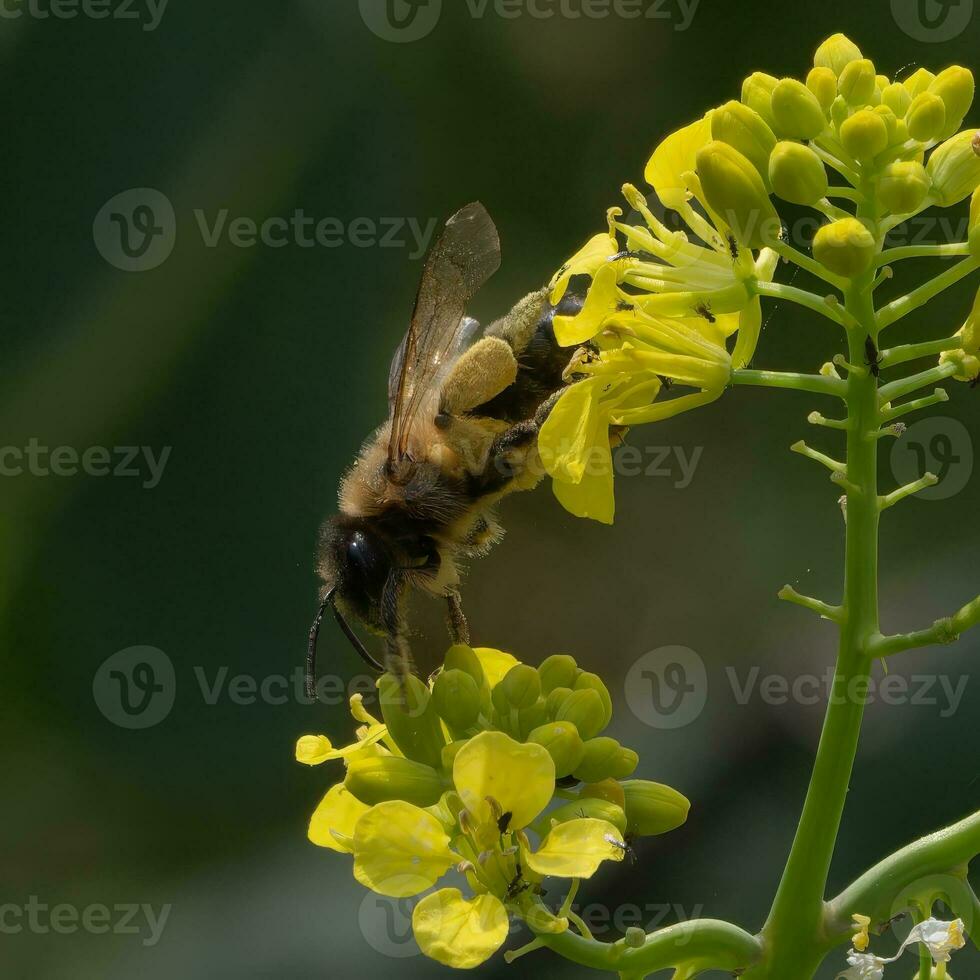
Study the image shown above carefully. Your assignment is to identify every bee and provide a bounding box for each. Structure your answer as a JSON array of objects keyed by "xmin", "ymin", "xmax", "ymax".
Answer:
[
  {"xmin": 865, "ymin": 335, "xmax": 882, "ymax": 378},
  {"xmin": 307, "ymin": 203, "xmax": 581, "ymax": 691}
]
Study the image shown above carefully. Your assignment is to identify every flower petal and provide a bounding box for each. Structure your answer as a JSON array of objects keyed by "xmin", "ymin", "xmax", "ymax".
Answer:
[
  {"xmin": 552, "ymin": 461, "xmax": 615, "ymax": 525},
  {"xmin": 352, "ymin": 801, "xmax": 456, "ymax": 897},
  {"xmin": 471, "ymin": 647, "xmax": 520, "ymax": 689},
  {"xmin": 553, "ymin": 262, "xmax": 621, "ymax": 346},
  {"xmin": 550, "ymin": 233, "xmax": 618, "ymax": 305},
  {"xmin": 453, "ymin": 731, "xmax": 555, "ymax": 830},
  {"xmin": 412, "ymin": 888, "xmax": 509, "ymax": 970},
  {"xmin": 308, "ymin": 784, "xmax": 369, "ymax": 852},
  {"xmin": 644, "ymin": 113, "xmax": 712, "ymax": 210},
  {"xmin": 538, "ymin": 377, "xmax": 607, "ymax": 485},
  {"xmin": 524, "ymin": 818, "xmax": 626, "ymax": 878}
]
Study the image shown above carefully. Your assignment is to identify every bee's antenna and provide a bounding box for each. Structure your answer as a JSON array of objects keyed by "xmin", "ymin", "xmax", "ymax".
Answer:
[{"xmin": 306, "ymin": 587, "xmax": 385, "ymax": 700}]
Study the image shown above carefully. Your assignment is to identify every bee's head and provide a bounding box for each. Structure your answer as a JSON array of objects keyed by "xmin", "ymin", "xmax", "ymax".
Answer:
[{"xmin": 319, "ymin": 516, "xmax": 395, "ymax": 633}]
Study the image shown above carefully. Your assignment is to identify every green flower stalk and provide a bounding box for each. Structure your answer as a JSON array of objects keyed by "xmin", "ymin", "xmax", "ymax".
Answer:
[{"xmin": 297, "ymin": 31, "xmax": 980, "ymax": 980}]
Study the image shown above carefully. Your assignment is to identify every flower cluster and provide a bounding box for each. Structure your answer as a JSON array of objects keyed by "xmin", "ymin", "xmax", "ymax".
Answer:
[
  {"xmin": 296, "ymin": 645, "xmax": 689, "ymax": 969},
  {"xmin": 541, "ymin": 32, "xmax": 980, "ymax": 522},
  {"xmin": 838, "ymin": 913, "xmax": 966, "ymax": 978}
]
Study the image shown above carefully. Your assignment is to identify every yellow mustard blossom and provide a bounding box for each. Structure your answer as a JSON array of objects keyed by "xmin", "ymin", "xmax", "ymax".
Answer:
[
  {"xmin": 540, "ymin": 114, "xmax": 780, "ymax": 523},
  {"xmin": 296, "ymin": 646, "xmax": 688, "ymax": 970}
]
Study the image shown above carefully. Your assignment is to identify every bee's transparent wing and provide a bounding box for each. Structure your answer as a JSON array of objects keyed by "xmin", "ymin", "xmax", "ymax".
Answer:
[{"xmin": 387, "ymin": 202, "xmax": 500, "ymax": 465}]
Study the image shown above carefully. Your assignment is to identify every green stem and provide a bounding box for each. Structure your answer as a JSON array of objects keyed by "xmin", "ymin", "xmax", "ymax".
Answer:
[
  {"xmin": 533, "ymin": 912, "xmax": 763, "ymax": 976},
  {"xmin": 751, "ymin": 267, "xmax": 882, "ymax": 977},
  {"xmin": 876, "ymin": 242, "xmax": 971, "ymax": 265},
  {"xmin": 876, "ymin": 256, "xmax": 980, "ymax": 329},
  {"xmin": 755, "ymin": 280, "xmax": 847, "ymax": 326},
  {"xmin": 731, "ymin": 369, "xmax": 846, "ymax": 399}
]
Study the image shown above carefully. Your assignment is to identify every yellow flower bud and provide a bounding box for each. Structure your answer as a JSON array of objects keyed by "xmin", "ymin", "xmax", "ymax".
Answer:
[
  {"xmin": 573, "ymin": 671, "xmax": 613, "ymax": 730},
  {"xmin": 710, "ymin": 100, "xmax": 777, "ymax": 181},
  {"xmin": 378, "ymin": 673, "xmax": 446, "ymax": 770},
  {"xmin": 345, "ymin": 755, "xmax": 445, "ymax": 807},
  {"xmin": 443, "ymin": 643, "xmax": 487, "ymax": 690},
  {"xmin": 769, "ymin": 141, "xmax": 829, "ymax": 205},
  {"xmin": 907, "ymin": 92, "xmax": 947, "ymax": 142},
  {"xmin": 621, "ymin": 780, "xmax": 691, "ymax": 837},
  {"xmin": 813, "ymin": 217, "xmax": 876, "ymax": 277},
  {"xmin": 553, "ymin": 687, "xmax": 607, "ymax": 740},
  {"xmin": 903, "ymin": 67, "xmax": 936, "ymax": 99},
  {"xmin": 806, "ymin": 66, "xmax": 838, "ymax": 111},
  {"xmin": 839, "ymin": 59, "xmax": 877, "ymax": 107},
  {"xmin": 545, "ymin": 685, "xmax": 573, "ymax": 717},
  {"xmin": 927, "ymin": 130, "xmax": 980, "ymax": 205},
  {"xmin": 741, "ymin": 71, "xmax": 778, "ymax": 129},
  {"xmin": 496, "ymin": 663, "xmax": 541, "ymax": 710},
  {"xmin": 875, "ymin": 74, "xmax": 890, "ymax": 92},
  {"xmin": 771, "ymin": 77, "xmax": 827, "ymax": 140},
  {"xmin": 536, "ymin": 797, "xmax": 627, "ymax": 836},
  {"xmin": 432, "ymin": 669, "xmax": 482, "ymax": 735},
  {"xmin": 813, "ymin": 33, "xmax": 863, "ymax": 76},
  {"xmin": 873, "ymin": 105, "xmax": 899, "ymax": 143},
  {"xmin": 882, "ymin": 81, "xmax": 912, "ymax": 117},
  {"xmin": 840, "ymin": 109, "xmax": 890, "ymax": 162},
  {"xmin": 579, "ymin": 778, "xmax": 626, "ymax": 810},
  {"xmin": 696, "ymin": 140, "xmax": 780, "ymax": 249},
  {"xmin": 930, "ymin": 66, "xmax": 975, "ymax": 137},
  {"xmin": 527, "ymin": 721, "xmax": 586, "ymax": 778},
  {"xmin": 573, "ymin": 737, "xmax": 638, "ymax": 784},
  {"xmin": 537, "ymin": 653, "xmax": 579, "ymax": 693},
  {"xmin": 878, "ymin": 161, "xmax": 930, "ymax": 214}
]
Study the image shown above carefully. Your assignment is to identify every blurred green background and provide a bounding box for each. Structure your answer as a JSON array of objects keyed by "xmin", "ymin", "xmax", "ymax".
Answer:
[{"xmin": 1, "ymin": 1, "xmax": 978, "ymax": 976}]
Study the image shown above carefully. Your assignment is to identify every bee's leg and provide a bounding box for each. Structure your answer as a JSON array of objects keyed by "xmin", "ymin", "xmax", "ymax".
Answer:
[
  {"xmin": 380, "ymin": 573, "xmax": 413, "ymax": 678},
  {"xmin": 445, "ymin": 589, "xmax": 471, "ymax": 645},
  {"xmin": 441, "ymin": 337, "xmax": 518, "ymax": 416},
  {"xmin": 476, "ymin": 388, "xmax": 570, "ymax": 495}
]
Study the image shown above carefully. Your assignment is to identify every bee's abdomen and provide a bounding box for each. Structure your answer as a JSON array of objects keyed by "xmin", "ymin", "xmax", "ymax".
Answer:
[{"xmin": 473, "ymin": 290, "xmax": 583, "ymax": 424}]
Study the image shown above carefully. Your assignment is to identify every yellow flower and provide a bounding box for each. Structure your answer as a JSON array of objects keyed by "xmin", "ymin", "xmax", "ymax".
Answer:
[
  {"xmin": 352, "ymin": 800, "xmax": 457, "ymax": 897},
  {"xmin": 294, "ymin": 724, "xmax": 389, "ymax": 766},
  {"xmin": 851, "ymin": 912, "xmax": 872, "ymax": 952},
  {"xmin": 412, "ymin": 889, "xmax": 510, "ymax": 970},
  {"xmin": 453, "ymin": 731, "xmax": 555, "ymax": 831}
]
